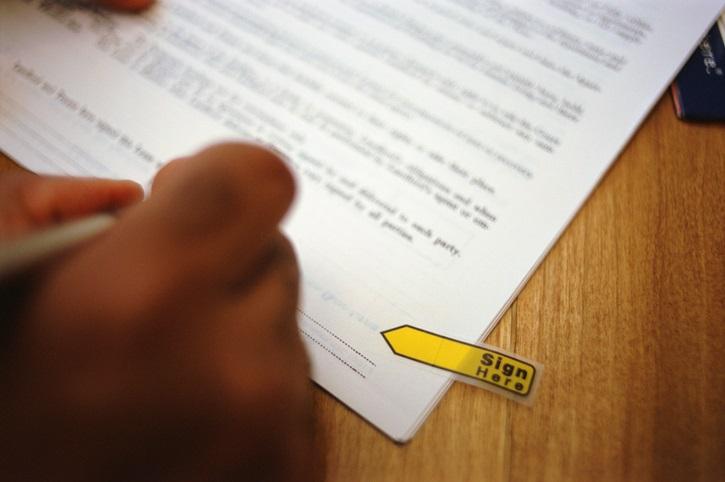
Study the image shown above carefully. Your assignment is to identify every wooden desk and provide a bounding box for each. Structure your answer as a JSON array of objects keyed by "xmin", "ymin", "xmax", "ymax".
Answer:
[{"xmin": 1, "ymin": 95, "xmax": 723, "ymax": 482}]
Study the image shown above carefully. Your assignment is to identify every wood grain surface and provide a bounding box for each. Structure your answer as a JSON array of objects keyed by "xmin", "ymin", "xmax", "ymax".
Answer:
[{"xmin": 1, "ymin": 94, "xmax": 723, "ymax": 482}]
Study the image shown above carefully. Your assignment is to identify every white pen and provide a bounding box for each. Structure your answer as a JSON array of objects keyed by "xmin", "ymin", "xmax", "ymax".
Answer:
[{"xmin": 0, "ymin": 213, "xmax": 116, "ymax": 281}]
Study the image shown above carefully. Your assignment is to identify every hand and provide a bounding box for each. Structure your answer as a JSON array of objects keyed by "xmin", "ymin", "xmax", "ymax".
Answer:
[
  {"xmin": 0, "ymin": 143, "xmax": 316, "ymax": 482},
  {"xmin": 0, "ymin": 172, "xmax": 143, "ymax": 242}
]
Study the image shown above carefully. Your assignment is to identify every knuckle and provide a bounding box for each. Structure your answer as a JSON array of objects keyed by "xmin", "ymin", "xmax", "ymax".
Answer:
[
  {"xmin": 276, "ymin": 233, "xmax": 297, "ymax": 259},
  {"xmin": 274, "ymin": 235, "xmax": 300, "ymax": 291},
  {"xmin": 178, "ymin": 161, "xmax": 245, "ymax": 225},
  {"xmin": 201, "ymin": 143, "xmax": 296, "ymax": 210},
  {"xmin": 233, "ymin": 235, "xmax": 300, "ymax": 317},
  {"xmin": 259, "ymin": 262, "xmax": 301, "ymax": 336}
]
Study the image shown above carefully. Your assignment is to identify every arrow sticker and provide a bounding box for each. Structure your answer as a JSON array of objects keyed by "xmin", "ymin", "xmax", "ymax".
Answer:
[{"xmin": 382, "ymin": 325, "xmax": 542, "ymax": 402}]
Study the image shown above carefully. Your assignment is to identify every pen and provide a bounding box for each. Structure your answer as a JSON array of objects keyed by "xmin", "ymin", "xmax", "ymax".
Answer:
[{"xmin": 0, "ymin": 213, "xmax": 116, "ymax": 281}]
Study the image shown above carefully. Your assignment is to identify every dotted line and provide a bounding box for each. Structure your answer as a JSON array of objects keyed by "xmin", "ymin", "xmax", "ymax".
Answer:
[
  {"xmin": 300, "ymin": 329, "xmax": 366, "ymax": 379},
  {"xmin": 299, "ymin": 310, "xmax": 377, "ymax": 367}
]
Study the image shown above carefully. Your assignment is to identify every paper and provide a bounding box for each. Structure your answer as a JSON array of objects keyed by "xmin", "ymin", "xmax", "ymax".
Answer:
[{"xmin": 0, "ymin": 0, "xmax": 721, "ymax": 441}]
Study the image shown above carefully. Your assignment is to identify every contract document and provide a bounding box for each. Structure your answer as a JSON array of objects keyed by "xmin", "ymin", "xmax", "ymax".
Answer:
[{"xmin": 1, "ymin": 0, "xmax": 721, "ymax": 441}]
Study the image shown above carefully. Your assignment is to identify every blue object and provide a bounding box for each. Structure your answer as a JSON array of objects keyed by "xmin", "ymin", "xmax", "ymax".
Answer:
[{"xmin": 672, "ymin": 20, "xmax": 725, "ymax": 121}]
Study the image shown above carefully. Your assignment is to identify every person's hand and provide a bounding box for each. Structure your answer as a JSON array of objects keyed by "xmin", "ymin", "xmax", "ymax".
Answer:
[
  {"xmin": 0, "ymin": 143, "xmax": 316, "ymax": 482},
  {"xmin": 0, "ymin": 172, "xmax": 143, "ymax": 242}
]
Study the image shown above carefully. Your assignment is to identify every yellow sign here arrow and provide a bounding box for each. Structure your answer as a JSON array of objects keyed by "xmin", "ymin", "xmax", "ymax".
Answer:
[{"xmin": 382, "ymin": 325, "xmax": 537, "ymax": 397}]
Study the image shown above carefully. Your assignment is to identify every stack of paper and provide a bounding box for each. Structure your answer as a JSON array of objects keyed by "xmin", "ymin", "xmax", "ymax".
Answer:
[{"xmin": 1, "ymin": 0, "xmax": 721, "ymax": 441}]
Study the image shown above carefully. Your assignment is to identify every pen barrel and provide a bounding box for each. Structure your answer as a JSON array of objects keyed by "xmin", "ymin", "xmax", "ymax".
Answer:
[{"xmin": 0, "ymin": 213, "xmax": 116, "ymax": 280}]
